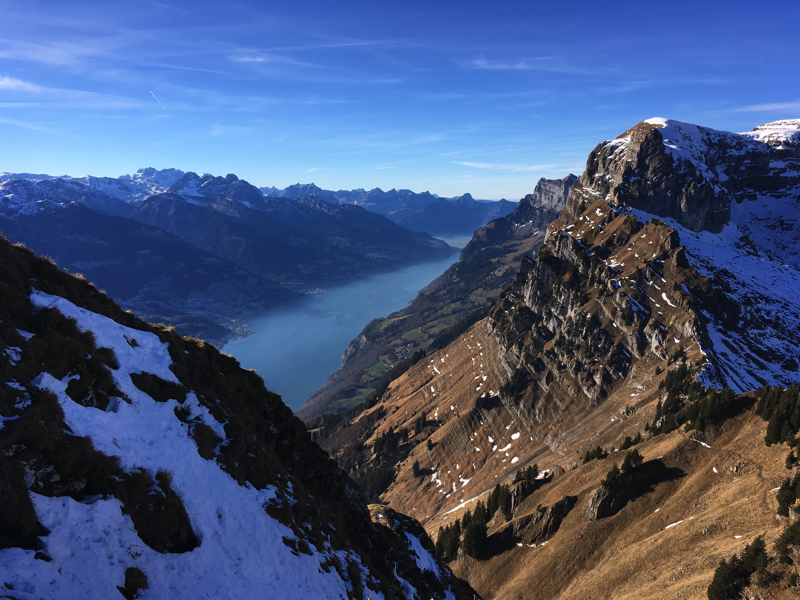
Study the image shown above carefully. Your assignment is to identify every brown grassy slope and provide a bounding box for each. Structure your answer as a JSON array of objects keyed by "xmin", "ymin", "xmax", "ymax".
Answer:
[
  {"xmin": 300, "ymin": 229, "xmax": 538, "ymax": 418},
  {"xmin": 451, "ymin": 407, "xmax": 790, "ymax": 599},
  {"xmin": 360, "ymin": 196, "xmax": 717, "ymax": 530},
  {"xmin": 331, "ymin": 313, "xmax": 669, "ymax": 533}
]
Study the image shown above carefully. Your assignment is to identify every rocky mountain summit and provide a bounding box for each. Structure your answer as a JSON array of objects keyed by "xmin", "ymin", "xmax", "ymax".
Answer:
[
  {"xmin": 315, "ymin": 118, "xmax": 800, "ymax": 598},
  {"xmin": 578, "ymin": 118, "xmax": 800, "ymax": 234},
  {"xmin": 0, "ymin": 235, "xmax": 473, "ymax": 599}
]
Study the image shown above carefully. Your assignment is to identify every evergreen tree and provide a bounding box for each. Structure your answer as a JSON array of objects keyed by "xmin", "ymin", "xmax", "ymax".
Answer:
[
  {"xmin": 621, "ymin": 449, "xmax": 643, "ymax": 474},
  {"xmin": 707, "ymin": 557, "xmax": 747, "ymax": 600},
  {"xmin": 513, "ymin": 464, "xmax": 539, "ymax": 483},
  {"xmin": 461, "ymin": 519, "xmax": 487, "ymax": 559},
  {"xmin": 708, "ymin": 537, "xmax": 769, "ymax": 598},
  {"xmin": 777, "ymin": 474, "xmax": 800, "ymax": 517},
  {"xmin": 787, "ymin": 450, "xmax": 797, "ymax": 470},
  {"xmin": 776, "ymin": 518, "xmax": 800, "ymax": 562},
  {"xmin": 602, "ymin": 463, "xmax": 621, "ymax": 489},
  {"xmin": 436, "ymin": 523, "xmax": 461, "ymax": 562}
]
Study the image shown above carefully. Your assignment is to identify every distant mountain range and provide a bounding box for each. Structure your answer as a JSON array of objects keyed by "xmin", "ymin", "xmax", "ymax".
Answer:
[
  {"xmin": 0, "ymin": 170, "xmax": 517, "ymax": 239},
  {"xmin": 0, "ymin": 169, "xmax": 455, "ymax": 344},
  {"xmin": 261, "ymin": 182, "xmax": 517, "ymax": 237}
]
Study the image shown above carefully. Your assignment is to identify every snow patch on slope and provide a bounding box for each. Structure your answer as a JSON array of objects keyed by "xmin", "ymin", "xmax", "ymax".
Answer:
[
  {"xmin": 628, "ymin": 207, "xmax": 800, "ymax": 392},
  {"xmin": 3, "ymin": 291, "xmax": 388, "ymax": 599}
]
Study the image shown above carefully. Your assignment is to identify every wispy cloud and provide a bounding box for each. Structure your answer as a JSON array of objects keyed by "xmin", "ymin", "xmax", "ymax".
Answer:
[
  {"xmin": 729, "ymin": 100, "xmax": 800, "ymax": 113},
  {"xmin": 454, "ymin": 161, "xmax": 559, "ymax": 172},
  {"xmin": 471, "ymin": 57, "xmax": 554, "ymax": 71},
  {"xmin": 0, "ymin": 84, "xmax": 146, "ymax": 110},
  {"xmin": 300, "ymin": 98, "xmax": 355, "ymax": 105},
  {"xmin": 263, "ymin": 39, "xmax": 413, "ymax": 52},
  {"xmin": 226, "ymin": 52, "xmax": 328, "ymax": 70},
  {"xmin": 0, "ymin": 76, "xmax": 146, "ymax": 109},
  {"xmin": 0, "ymin": 38, "xmax": 102, "ymax": 66},
  {"xmin": 0, "ymin": 76, "xmax": 43, "ymax": 92},
  {"xmin": 0, "ymin": 116, "xmax": 55, "ymax": 134},
  {"xmin": 209, "ymin": 124, "xmax": 254, "ymax": 136},
  {"xmin": 305, "ymin": 167, "xmax": 319, "ymax": 172}
]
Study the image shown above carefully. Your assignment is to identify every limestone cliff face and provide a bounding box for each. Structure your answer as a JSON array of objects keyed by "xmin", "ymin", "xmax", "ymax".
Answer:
[
  {"xmin": 569, "ymin": 118, "xmax": 800, "ymax": 234},
  {"xmin": 518, "ymin": 174, "xmax": 580, "ymax": 216},
  {"xmin": 487, "ymin": 118, "xmax": 800, "ymax": 436},
  {"xmin": 489, "ymin": 203, "xmax": 703, "ymax": 416},
  {"xmin": 318, "ymin": 117, "xmax": 800, "ymax": 600}
]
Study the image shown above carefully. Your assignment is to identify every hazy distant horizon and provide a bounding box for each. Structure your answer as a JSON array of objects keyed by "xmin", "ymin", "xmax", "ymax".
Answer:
[{"xmin": 2, "ymin": 1, "xmax": 799, "ymax": 199}]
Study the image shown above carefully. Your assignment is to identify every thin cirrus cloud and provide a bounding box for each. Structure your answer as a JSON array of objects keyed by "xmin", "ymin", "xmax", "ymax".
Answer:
[
  {"xmin": 454, "ymin": 161, "xmax": 560, "ymax": 172},
  {"xmin": 210, "ymin": 124, "xmax": 255, "ymax": 136},
  {"xmin": 226, "ymin": 52, "xmax": 329, "ymax": 70},
  {"xmin": 0, "ymin": 116, "xmax": 55, "ymax": 134},
  {"xmin": 468, "ymin": 56, "xmax": 586, "ymax": 75},
  {"xmin": 0, "ymin": 76, "xmax": 44, "ymax": 92},
  {"xmin": 0, "ymin": 76, "xmax": 148, "ymax": 110},
  {"xmin": 731, "ymin": 100, "xmax": 800, "ymax": 113}
]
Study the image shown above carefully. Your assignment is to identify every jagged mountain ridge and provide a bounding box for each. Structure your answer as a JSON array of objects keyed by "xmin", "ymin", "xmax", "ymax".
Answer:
[
  {"xmin": 266, "ymin": 183, "xmax": 517, "ymax": 237},
  {"xmin": 300, "ymin": 176, "xmax": 576, "ymax": 421},
  {"xmin": 317, "ymin": 118, "xmax": 800, "ymax": 598},
  {"xmin": 0, "ymin": 167, "xmax": 186, "ymax": 208},
  {"xmin": 0, "ymin": 235, "xmax": 474, "ymax": 599}
]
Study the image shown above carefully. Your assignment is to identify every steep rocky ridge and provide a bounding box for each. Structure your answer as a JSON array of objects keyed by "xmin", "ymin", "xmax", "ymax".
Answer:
[
  {"xmin": 0, "ymin": 235, "xmax": 474, "ymax": 599},
  {"xmin": 300, "ymin": 176, "xmax": 575, "ymax": 420},
  {"xmin": 318, "ymin": 118, "xmax": 800, "ymax": 597}
]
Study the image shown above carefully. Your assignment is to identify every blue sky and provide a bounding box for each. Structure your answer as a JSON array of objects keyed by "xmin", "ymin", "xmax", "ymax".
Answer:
[{"xmin": 2, "ymin": 0, "xmax": 799, "ymax": 199}]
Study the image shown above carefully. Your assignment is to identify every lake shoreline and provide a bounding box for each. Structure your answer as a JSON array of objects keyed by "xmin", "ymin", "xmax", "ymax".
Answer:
[{"xmin": 221, "ymin": 249, "xmax": 461, "ymax": 411}]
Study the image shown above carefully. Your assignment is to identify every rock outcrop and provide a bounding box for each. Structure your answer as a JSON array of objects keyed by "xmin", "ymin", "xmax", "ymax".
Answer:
[{"xmin": 570, "ymin": 119, "xmax": 800, "ymax": 234}]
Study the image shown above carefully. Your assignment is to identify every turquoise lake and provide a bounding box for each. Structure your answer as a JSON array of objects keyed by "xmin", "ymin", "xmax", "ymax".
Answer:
[{"xmin": 222, "ymin": 250, "xmax": 461, "ymax": 412}]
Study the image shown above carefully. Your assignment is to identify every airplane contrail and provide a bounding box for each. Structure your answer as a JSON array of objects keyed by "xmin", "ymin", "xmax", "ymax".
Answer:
[{"xmin": 150, "ymin": 90, "xmax": 166, "ymax": 110}]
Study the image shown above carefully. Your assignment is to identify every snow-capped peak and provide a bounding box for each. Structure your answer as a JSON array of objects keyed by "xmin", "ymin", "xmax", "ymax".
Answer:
[{"xmin": 746, "ymin": 119, "xmax": 800, "ymax": 147}]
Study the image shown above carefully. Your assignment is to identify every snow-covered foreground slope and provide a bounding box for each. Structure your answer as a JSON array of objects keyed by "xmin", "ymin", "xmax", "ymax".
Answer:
[
  {"xmin": 0, "ymin": 239, "xmax": 470, "ymax": 600},
  {"xmin": 10, "ymin": 291, "xmax": 348, "ymax": 598}
]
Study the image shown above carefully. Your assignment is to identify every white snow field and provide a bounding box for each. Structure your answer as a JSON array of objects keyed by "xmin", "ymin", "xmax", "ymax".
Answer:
[{"xmin": 0, "ymin": 291, "xmax": 445, "ymax": 599}]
